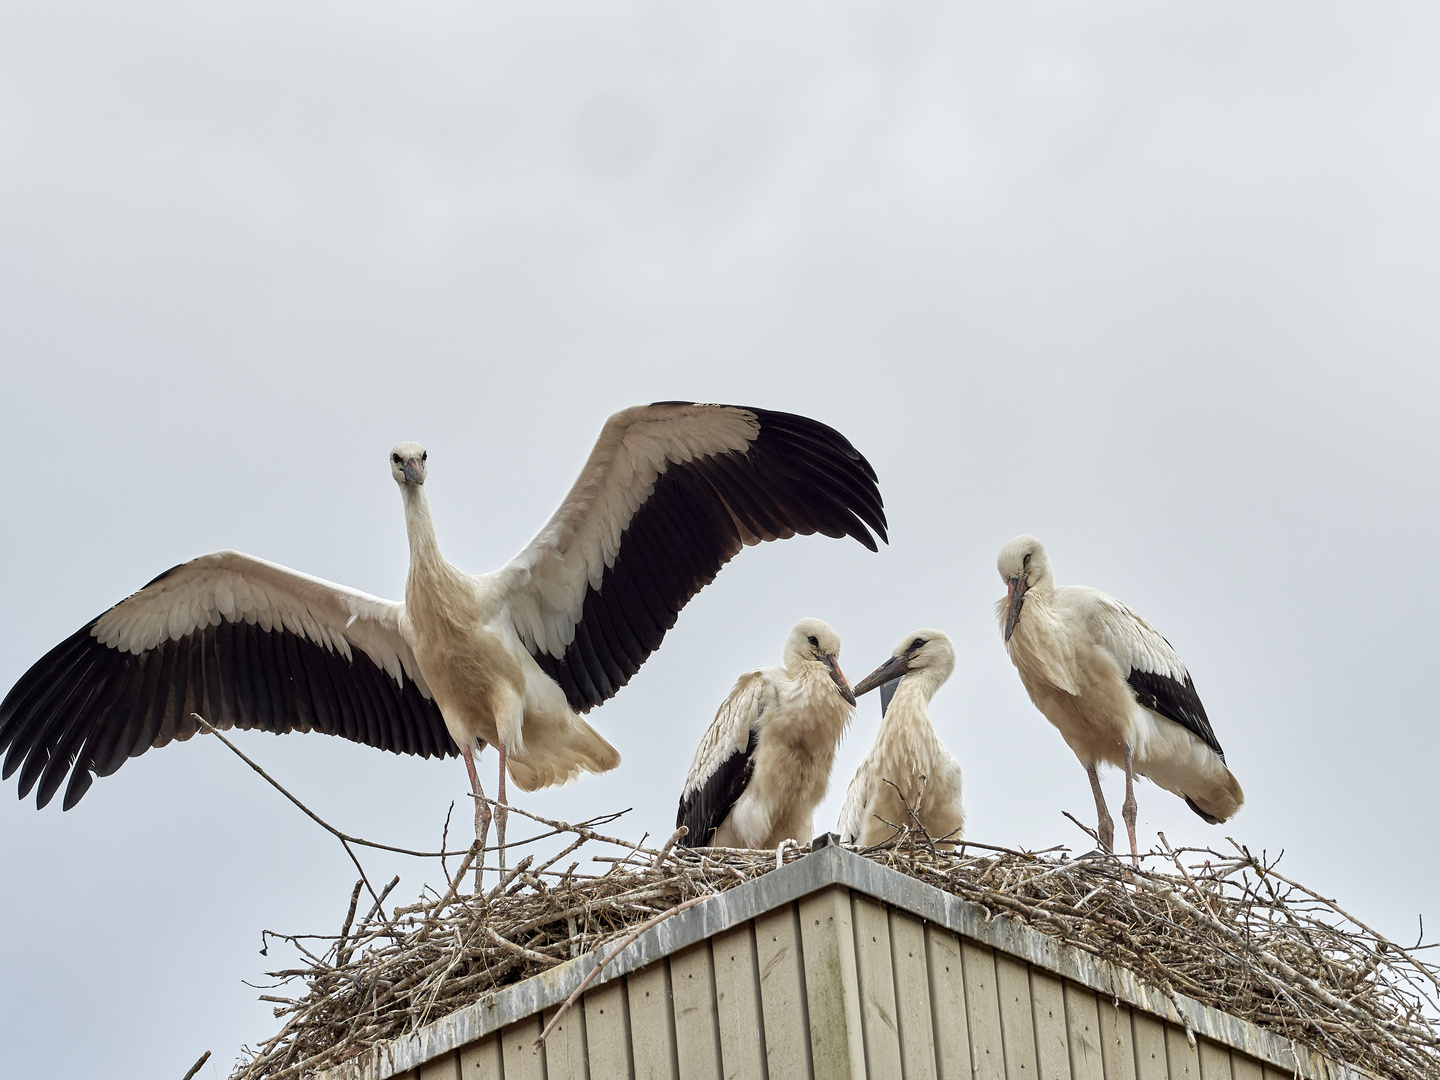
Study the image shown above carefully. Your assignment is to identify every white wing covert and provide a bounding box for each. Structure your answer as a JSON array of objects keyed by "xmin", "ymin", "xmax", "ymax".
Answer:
[
  {"xmin": 0, "ymin": 551, "xmax": 453, "ymax": 811},
  {"xmin": 1086, "ymin": 590, "xmax": 1225, "ymax": 759},
  {"xmin": 495, "ymin": 402, "xmax": 888, "ymax": 713},
  {"xmin": 675, "ymin": 670, "xmax": 776, "ymax": 848}
]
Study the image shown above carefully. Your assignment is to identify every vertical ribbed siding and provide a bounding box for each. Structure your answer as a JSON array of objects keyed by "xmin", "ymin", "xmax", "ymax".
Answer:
[{"xmin": 407, "ymin": 889, "xmax": 1304, "ymax": 1080}]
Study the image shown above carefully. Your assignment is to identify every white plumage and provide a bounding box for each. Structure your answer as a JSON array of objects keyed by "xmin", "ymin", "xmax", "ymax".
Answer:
[
  {"xmin": 1, "ymin": 403, "xmax": 887, "ymax": 870},
  {"xmin": 676, "ymin": 618, "xmax": 856, "ymax": 850},
  {"xmin": 996, "ymin": 534, "xmax": 1243, "ymax": 862},
  {"xmin": 838, "ymin": 630, "xmax": 965, "ymax": 847}
]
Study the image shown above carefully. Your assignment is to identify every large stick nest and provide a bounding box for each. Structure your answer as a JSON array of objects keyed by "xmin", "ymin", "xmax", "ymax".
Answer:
[{"xmin": 232, "ymin": 812, "xmax": 1439, "ymax": 1080}]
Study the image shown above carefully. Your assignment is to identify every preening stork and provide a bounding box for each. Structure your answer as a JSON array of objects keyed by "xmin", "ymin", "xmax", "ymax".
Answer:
[
  {"xmin": 838, "ymin": 630, "xmax": 965, "ymax": 847},
  {"xmin": 997, "ymin": 535, "xmax": 1243, "ymax": 863},
  {"xmin": 0, "ymin": 403, "xmax": 887, "ymax": 867},
  {"xmin": 676, "ymin": 618, "xmax": 856, "ymax": 849}
]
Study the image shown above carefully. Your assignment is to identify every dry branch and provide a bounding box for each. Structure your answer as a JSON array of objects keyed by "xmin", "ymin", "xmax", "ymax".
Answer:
[{"xmin": 233, "ymin": 813, "xmax": 1439, "ymax": 1080}]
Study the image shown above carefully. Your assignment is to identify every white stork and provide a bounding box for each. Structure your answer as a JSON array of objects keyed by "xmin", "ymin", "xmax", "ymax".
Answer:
[
  {"xmin": 675, "ymin": 618, "xmax": 855, "ymax": 849},
  {"xmin": 837, "ymin": 630, "xmax": 965, "ymax": 847},
  {"xmin": 0, "ymin": 403, "xmax": 887, "ymax": 867},
  {"xmin": 997, "ymin": 535, "xmax": 1243, "ymax": 863}
]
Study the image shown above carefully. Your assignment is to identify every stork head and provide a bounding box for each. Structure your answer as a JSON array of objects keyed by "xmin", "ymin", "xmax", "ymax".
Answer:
[
  {"xmin": 783, "ymin": 618, "xmax": 856, "ymax": 706},
  {"xmin": 996, "ymin": 534, "xmax": 1051, "ymax": 642},
  {"xmin": 853, "ymin": 629, "xmax": 955, "ymax": 700},
  {"xmin": 390, "ymin": 441, "xmax": 428, "ymax": 486}
]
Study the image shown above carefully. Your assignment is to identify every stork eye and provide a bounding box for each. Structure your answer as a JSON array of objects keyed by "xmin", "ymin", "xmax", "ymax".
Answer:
[
  {"xmin": 1023, "ymin": 552, "xmax": 1032, "ymax": 568},
  {"xmin": 910, "ymin": 638, "xmax": 926, "ymax": 651},
  {"xmin": 421, "ymin": 451, "xmax": 427, "ymax": 461},
  {"xmin": 807, "ymin": 635, "xmax": 819, "ymax": 647},
  {"xmin": 392, "ymin": 454, "xmax": 401, "ymax": 463}
]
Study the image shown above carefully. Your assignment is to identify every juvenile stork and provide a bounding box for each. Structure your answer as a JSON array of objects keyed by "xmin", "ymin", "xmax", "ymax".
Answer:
[
  {"xmin": 838, "ymin": 630, "xmax": 965, "ymax": 847},
  {"xmin": 0, "ymin": 403, "xmax": 887, "ymax": 868},
  {"xmin": 997, "ymin": 535, "xmax": 1243, "ymax": 863},
  {"xmin": 676, "ymin": 618, "xmax": 855, "ymax": 849}
]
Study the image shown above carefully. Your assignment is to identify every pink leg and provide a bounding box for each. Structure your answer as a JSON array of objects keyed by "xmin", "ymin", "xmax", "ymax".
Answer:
[
  {"xmin": 495, "ymin": 738, "xmax": 509, "ymax": 873},
  {"xmin": 462, "ymin": 743, "xmax": 491, "ymax": 891},
  {"xmin": 1086, "ymin": 762, "xmax": 1115, "ymax": 854},
  {"xmin": 1122, "ymin": 744, "xmax": 1139, "ymax": 868}
]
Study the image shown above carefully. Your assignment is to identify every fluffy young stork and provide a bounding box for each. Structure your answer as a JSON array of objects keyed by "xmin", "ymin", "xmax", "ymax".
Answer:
[
  {"xmin": 996, "ymin": 535, "xmax": 1243, "ymax": 864},
  {"xmin": 0, "ymin": 403, "xmax": 887, "ymax": 868},
  {"xmin": 676, "ymin": 618, "xmax": 856, "ymax": 849},
  {"xmin": 837, "ymin": 630, "xmax": 965, "ymax": 847}
]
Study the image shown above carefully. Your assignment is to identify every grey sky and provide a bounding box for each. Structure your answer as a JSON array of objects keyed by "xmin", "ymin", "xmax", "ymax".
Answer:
[{"xmin": 3, "ymin": 4, "xmax": 1438, "ymax": 1076}]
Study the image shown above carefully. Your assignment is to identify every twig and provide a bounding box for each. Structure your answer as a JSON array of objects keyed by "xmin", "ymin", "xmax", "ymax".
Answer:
[
  {"xmin": 181, "ymin": 1050, "xmax": 211, "ymax": 1080},
  {"xmin": 191, "ymin": 714, "xmax": 468, "ymax": 858},
  {"xmin": 534, "ymin": 894, "xmax": 710, "ymax": 1051},
  {"xmin": 335, "ymin": 880, "xmax": 364, "ymax": 967}
]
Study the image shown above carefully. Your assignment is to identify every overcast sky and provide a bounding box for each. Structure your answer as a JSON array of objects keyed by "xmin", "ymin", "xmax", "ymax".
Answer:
[{"xmin": 3, "ymin": 4, "xmax": 1439, "ymax": 1077}]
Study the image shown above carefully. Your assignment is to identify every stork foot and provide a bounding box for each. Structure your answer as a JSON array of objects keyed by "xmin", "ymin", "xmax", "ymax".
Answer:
[
  {"xmin": 496, "ymin": 738, "xmax": 510, "ymax": 875},
  {"xmin": 462, "ymin": 743, "xmax": 491, "ymax": 893},
  {"xmin": 1086, "ymin": 761, "xmax": 1115, "ymax": 854},
  {"xmin": 1122, "ymin": 745, "xmax": 1139, "ymax": 868}
]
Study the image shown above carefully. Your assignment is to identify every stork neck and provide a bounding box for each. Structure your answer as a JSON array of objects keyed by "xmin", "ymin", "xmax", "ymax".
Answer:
[
  {"xmin": 892, "ymin": 668, "xmax": 945, "ymax": 709},
  {"xmin": 402, "ymin": 485, "xmax": 446, "ymax": 576}
]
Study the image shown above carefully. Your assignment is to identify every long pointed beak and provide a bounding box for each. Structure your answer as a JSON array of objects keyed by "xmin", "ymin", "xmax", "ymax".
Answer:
[
  {"xmin": 854, "ymin": 653, "xmax": 911, "ymax": 697},
  {"xmin": 404, "ymin": 457, "xmax": 425, "ymax": 484},
  {"xmin": 878, "ymin": 678, "xmax": 900, "ymax": 717},
  {"xmin": 1003, "ymin": 575, "xmax": 1028, "ymax": 642},
  {"xmin": 824, "ymin": 654, "xmax": 857, "ymax": 706}
]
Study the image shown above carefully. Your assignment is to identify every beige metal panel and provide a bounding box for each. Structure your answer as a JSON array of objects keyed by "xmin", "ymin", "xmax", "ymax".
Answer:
[
  {"xmin": 1165, "ymin": 1026, "xmax": 1200, "ymax": 1078},
  {"xmin": 458, "ymin": 1034, "xmax": 503, "ymax": 1080},
  {"xmin": 670, "ymin": 941, "xmax": 724, "ymax": 1080},
  {"xmin": 1227, "ymin": 1055, "xmax": 1263, "ymax": 1080},
  {"xmin": 799, "ymin": 885, "xmax": 866, "ymax": 1080},
  {"xmin": 584, "ymin": 980, "xmax": 635, "ymax": 1080},
  {"xmin": 629, "ymin": 962, "xmax": 681, "ymax": 1080},
  {"xmin": 888, "ymin": 910, "xmax": 938, "ymax": 1080},
  {"xmin": 995, "ymin": 954, "xmax": 1040, "ymax": 1080},
  {"xmin": 961, "ymin": 941, "xmax": 1006, "ymax": 1080},
  {"xmin": 1095, "ymin": 999, "xmax": 1137, "ymax": 1080},
  {"xmin": 1131, "ymin": 1010, "xmax": 1168, "ymax": 1080},
  {"xmin": 1061, "ymin": 982, "xmax": 1103, "ymax": 1080},
  {"xmin": 1030, "ymin": 969, "xmax": 1072, "ymax": 1080},
  {"xmin": 500, "ymin": 1015, "xmax": 546, "ymax": 1080},
  {"xmin": 542, "ymin": 1004, "xmax": 590, "ymax": 1080},
  {"xmin": 754, "ymin": 905, "xmax": 814, "ymax": 1080},
  {"xmin": 1196, "ymin": 1040, "xmax": 1233, "ymax": 1080},
  {"xmin": 419, "ymin": 1056, "xmax": 459, "ymax": 1080},
  {"xmin": 925, "ymin": 926, "xmax": 971, "ymax": 1080},
  {"xmin": 711, "ymin": 923, "xmax": 767, "ymax": 1080},
  {"xmin": 851, "ymin": 893, "xmax": 904, "ymax": 1078}
]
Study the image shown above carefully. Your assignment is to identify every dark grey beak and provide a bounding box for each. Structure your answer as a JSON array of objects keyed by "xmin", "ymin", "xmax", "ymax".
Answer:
[
  {"xmin": 878, "ymin": 678, "xmax": 900, "ymax": 717},
  {"xmin": 1003, "ymin": 575, "xmax": 1028, "ymax": 642},
  {"xmin": 404, "ymin": 457, "xmax": 426, "ymax": 485},
  {"xmin": 824, "ymin": 654, "xmax": 857, "ymax": 706},
  {"xmin": 854, "ymin": 652, "xmax": 911, "ymax": 697}
]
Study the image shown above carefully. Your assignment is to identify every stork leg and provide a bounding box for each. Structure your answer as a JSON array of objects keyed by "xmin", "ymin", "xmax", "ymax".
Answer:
[
  {"xmin": 462, "ymin": 743, "xmax": 491, "ymax": 892},
  {"xmin": 495, "ymin": 738, "xmax": 509, "ymax": 874},
  {"xmin": 1122, "ymin": 744, "xmax": 1139, "ymax": 868},
  {"xmin": 1086, "ymin": 761, "xmax": 1115, "ymax": 854}
]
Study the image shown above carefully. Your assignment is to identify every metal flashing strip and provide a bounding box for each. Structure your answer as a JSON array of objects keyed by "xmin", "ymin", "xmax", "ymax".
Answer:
[{"xmin": 317, "ymin": 845, "xmax": 1371, "ymax": 1080}]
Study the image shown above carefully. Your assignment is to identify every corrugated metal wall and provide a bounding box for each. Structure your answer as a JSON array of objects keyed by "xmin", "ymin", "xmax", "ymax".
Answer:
[{"xmin": 398, "ymin": 884, "xmax": 1284, "ymax": 1080}]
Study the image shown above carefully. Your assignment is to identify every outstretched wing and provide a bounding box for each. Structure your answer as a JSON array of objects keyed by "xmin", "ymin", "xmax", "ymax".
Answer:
[
  {"xmin": 495, "ymin": 402, "xmax": 887, "ymax": 713},
  {"xmin": 0, "ymin": 551, "xmax": 454, "ymax": 811},
  {"xmin": 676, "ymin": 670, "xmax": 774, "ymax": 848},
  {"xmin": 1087, "ymin": 590, "xmax": 1226, "ymax": 761}
]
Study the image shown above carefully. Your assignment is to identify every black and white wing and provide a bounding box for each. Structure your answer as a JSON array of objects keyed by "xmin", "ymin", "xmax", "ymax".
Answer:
[
  {"xmin": 493, "ymin": 402, "xmax": 887, "ymax": 713},
  {"xmin": 0, "ymin": 551, "xmax": 453, "ymax": 811},
  {"xmin": 1088, "ymin": 590, "xmax": 1225, "ymax": 760},
  {"xmin": 675, "ymin": 670, "xmax": 775, "ymax": 848}
]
